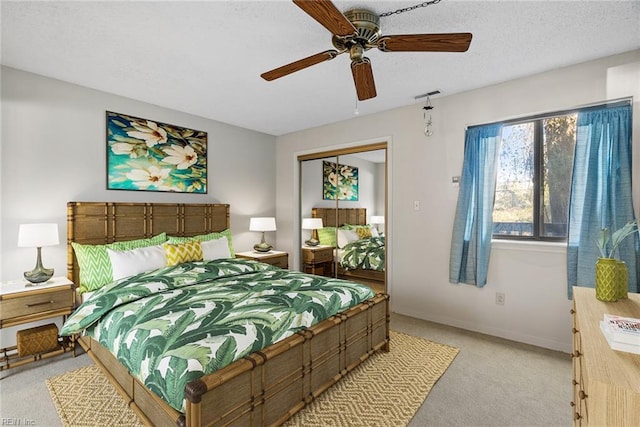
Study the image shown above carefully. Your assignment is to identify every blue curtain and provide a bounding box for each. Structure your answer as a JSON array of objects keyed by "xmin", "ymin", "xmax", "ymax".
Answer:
[
  {"xmin": 567, "ymin": 104, "xmax": 636, "ymax": 298},
  {"xmin": 450, "ymin": 123, "xmax": 503, "ymax": 287}
]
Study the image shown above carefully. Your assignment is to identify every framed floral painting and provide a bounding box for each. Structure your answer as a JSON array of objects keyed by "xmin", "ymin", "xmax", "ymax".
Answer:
[
  {"xmin": 106, "ymin": 111, "xmax": 207, "ymax": 193},
  {"xmin": 322, "ymin": 160, "xmax": 359, "ymax": 201}
]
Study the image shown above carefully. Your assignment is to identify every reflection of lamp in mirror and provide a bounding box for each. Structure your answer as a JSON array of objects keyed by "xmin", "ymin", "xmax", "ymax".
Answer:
[
  {"xmin": 18, "ymin": 223, "xmax": 59, "ymax": 284},
  {"xmin": 302, "ymin": 218, "xmax": 323, "ymax": 246},
  {"xmin": 249, "ymin": 217, "xmax": 276, "ymax": 253},
  {"xmin": 370, "ymin": 216, "xmax": 385, "ymax": 235}
]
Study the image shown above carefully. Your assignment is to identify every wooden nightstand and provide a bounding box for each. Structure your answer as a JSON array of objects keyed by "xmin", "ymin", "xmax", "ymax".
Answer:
[
  {"xmin": 302, "ymin": 245, "xmax": 334, "ymax": 277},
  {"xmin": 236, "ymin": 250, "xmax": 288, "ymax": 269},
  {"xmin": 0, "ymin": 276, "xmax": 76, "ymax": 371}
]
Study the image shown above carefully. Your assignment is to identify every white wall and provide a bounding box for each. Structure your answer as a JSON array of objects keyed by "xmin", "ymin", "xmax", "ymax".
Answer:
[
  {"xmin": 0, "ymin": 66, "xmax": 277, "ymax": 283},
  {"xmin": 276, "ymin": 50, "xmax": 640, "ymax": 353}
]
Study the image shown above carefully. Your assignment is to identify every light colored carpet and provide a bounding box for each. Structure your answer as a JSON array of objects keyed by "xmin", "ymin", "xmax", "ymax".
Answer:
[{"xmin": 46, "ymin": 331, "xmax": 458, "ymax": 426}]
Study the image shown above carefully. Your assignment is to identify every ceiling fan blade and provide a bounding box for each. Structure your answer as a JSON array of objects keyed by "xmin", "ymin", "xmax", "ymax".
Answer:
[
  {"xmin": 261, "ymin": 50, "xmax": 339, "ymax": 81},
  {"xmin": 292, "ymin": 0, "xmax": 356, "ymax": 37},
  {"xmin": 377, "ymin": 33, "xmax": 472, "ymax": 52},
  {"xmin": 351, "ymin": 59, "xmax": 377, "ymax": 101}
]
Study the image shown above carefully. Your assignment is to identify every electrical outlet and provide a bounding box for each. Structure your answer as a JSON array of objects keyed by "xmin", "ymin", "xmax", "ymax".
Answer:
[
  {"xmin": 495, "ymin": 292, "xmax": 505, "ymax": 305},
  {"xmin": 414, "ymin": 200, "xmax": 420, "ymax": 211}
]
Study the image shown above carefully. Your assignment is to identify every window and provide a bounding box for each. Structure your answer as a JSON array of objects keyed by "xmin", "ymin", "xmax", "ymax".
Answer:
[{"xmin": 493, "ymin": 113, "xmax": 577, "ymax": 240}]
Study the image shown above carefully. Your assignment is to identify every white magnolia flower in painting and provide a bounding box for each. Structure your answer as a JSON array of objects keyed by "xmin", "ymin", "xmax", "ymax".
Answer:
[
  {"xmin": 126, "ymin": 120, "xmax": 168, "ymax": 147},
  {"xmin": 328, "ymin": 171, "xmax": 338, "ymax": 187},
  {"xmin": 162, "ymin": 144, "xmax": 198, "ymax": 169},
  {"xmin": 339, "ymin": 165, "xmax": 354, "ymax": 179},
  {"xmin": 339, "ymin": 186, "xmax": 353, "ymax": 200},
  {"xmin": 111, "ymin": 142, "xmax": 147, "ymax": 158},
  {"xmin": 112, "ymin": 142, "xmax": 135, "ymax": 156},
  {"xmin": 126, "ymin": 166, "xmax": 171, "ymax": 189}
]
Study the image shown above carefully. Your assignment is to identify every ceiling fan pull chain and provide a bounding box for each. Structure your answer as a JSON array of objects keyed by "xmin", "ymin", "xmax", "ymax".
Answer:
[{"xmin": 379, "ymin": 0, "xmax": 443, "ymax": 18}]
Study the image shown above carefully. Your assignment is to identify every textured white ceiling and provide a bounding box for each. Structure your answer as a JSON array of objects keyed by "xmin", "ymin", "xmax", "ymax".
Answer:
[{"xmin": 2, "ymin": 1, "xmax": 639, "ymax": 136}]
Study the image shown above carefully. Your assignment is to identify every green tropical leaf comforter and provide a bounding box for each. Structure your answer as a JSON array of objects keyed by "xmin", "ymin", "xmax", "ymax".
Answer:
[
  {"xmin": 340, "ymin": 236, "xmax": 385, "ymax": 271},
  {"xmin": 60, "ymin": 259, "xmax": 374, "ymax": 412}
]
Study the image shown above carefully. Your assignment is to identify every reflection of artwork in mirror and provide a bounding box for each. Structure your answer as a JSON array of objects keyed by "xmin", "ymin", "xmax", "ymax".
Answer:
[
  {"xmin": 107, "ymin": 111, "xmax": 207, "ymax": 193},
  {"xmin": 323, "ymin": 161, "xmax": 358, "ymax": 201}
]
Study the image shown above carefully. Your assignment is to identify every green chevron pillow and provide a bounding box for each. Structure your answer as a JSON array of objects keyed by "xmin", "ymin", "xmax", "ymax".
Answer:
[
  {"xmin": 72, "ymin": 233, "xmax": 167, "ymax": 292},
  {"xmin": 317, "ymin": 226, "xmax": 337, "ymax": 247},
  {"xmin": 167, "ymin": 229, "xmax": 235, "ymax": 257}
]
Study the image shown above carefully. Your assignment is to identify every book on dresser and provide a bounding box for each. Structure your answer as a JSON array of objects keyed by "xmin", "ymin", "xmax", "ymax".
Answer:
[
  {"xmin": 599, "ymin": 321, "xmax": 640, "ymax": 354},
  {"xmin": 602, "ymin": 313, "xmax": 640, "ymax": 343},
  {"xmin": 599, "ymin": 313, "xmax": 640, "ymax": 354}
]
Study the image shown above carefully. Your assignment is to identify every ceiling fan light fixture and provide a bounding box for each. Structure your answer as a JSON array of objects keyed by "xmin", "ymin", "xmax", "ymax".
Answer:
[{"xmin": 349, "ymin": 44, "xmax": 365, "ymax": 61}]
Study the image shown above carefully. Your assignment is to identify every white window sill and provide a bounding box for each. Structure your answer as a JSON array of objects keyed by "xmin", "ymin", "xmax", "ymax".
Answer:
[{"xmin": 491, "ymin": 239, "xmax": 567, "ymax": 254}]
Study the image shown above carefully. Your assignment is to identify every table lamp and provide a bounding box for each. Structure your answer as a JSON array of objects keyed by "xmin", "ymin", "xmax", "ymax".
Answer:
[
  {"xmin": 18, "ymin": 223, "xmax": 59, "ymax": 284},
  {"xmin": 370, "ymin": 216, "xmax": 385, "ymax": 234},
  {"xmin": 302, "ymin": 218, "xmax": 323, "ymax": 246},
  {"xmin": 250, "ymin": 217, "xmax": 276, "ymax": 252}
]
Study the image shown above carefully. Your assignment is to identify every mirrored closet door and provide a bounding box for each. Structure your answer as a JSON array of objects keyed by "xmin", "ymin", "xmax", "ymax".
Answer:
[{"xmin": 299, "ymin": 144, "xmax": 387, "ymax": 294}]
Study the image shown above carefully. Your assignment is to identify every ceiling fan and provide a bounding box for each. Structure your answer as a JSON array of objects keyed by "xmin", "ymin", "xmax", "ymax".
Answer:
[{"xmin": 261, "ymin": 0, "xmax": 472, "ymax": 101}]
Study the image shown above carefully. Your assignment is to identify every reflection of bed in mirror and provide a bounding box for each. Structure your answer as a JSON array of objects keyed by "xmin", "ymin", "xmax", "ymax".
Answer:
[{"xmin": 312, "ymin": 207, "xmax": 385, "ymax": 293}]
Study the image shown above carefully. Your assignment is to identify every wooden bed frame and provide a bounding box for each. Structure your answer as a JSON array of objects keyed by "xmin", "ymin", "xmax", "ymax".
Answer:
[
  {"xmin": 67, "ymin": 202, "xmax": 389, "ymax": 427},
  {"xmin": 311, "ymin": 207, "xmax": 386, "ymax": 292}
]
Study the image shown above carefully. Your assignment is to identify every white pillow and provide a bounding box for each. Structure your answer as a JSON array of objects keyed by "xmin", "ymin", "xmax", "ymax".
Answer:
[
  {"xmin": 337, "ymin": 228, "xmax": 359, "ymax": 249},
  {"xmin": 202, "ymin": 236, "xmax": 232, "ymax": 260},
  {"xmin": 107, "ymin": 245, "xmax": 167, "ymax": 280}
]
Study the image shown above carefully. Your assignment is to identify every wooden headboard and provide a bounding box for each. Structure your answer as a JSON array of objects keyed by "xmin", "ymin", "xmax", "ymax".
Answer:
[
  {"xmin": 67, "ymin": 202, "xmax": 230, "ymax": 285},
  {"xmin": 311, "ymin": 207, "xmax": 367, "ymax": 227}
]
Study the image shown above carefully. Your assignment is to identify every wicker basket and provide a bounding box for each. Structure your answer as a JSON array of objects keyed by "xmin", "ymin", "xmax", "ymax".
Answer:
[{"xmin": 17, "ymin": 323, "xmax": 59, "ymax": 357}]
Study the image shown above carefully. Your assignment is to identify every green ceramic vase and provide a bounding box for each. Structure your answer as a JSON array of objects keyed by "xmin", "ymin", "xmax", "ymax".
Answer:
[
  {"xmin": 595, "ymin": 258, "xmax": 618, "ymax": 302},
  {"xmin": 616, "ymin": 260, "xmax": 628, "ymax": 300}
]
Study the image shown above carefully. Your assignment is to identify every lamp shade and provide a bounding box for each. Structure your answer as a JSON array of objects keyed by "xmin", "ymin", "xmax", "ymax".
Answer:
[
  {"xmin": 18, "ymin": 223, "xmax": 59, "ymax": 247},
  {"xmin": 249, "ymin": 217, "xmax": 276, "ymax": 232},
  {"xmin": 301, "ymin": 218, "xmax": 323, "ymax": 230},
  {"xmin": 370, "ymin": 216, "xmax": 385, "ymax": 225}
]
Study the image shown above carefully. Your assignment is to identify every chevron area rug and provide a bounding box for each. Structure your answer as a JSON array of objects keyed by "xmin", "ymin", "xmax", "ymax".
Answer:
[
  {"xmin": 46, "ymin": 364, "xmax": 144, "ymax": 427},
  {"xmin": 47, "ymin": 331, "xmax": 458, "ymax": 427},
  {"xmin": 285, "ymin": 331, "xmax": 459, "ymax": 426}
]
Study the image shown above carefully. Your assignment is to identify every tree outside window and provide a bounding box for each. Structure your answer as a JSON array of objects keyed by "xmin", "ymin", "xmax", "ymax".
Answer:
[{"xmin": 493, "ymin": 114, "xmax": 576, "ymax": 240}]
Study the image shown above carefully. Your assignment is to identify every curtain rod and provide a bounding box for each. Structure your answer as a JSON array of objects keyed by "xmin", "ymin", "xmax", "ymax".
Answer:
[{"xmin": 466, "ymin": 96, "xmax": 633, "ymax": 130}]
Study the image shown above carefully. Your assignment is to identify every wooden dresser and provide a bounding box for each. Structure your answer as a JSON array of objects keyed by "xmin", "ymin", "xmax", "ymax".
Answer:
[{"xmin": 571, "ymin": 286, "xmax": 640, "ymax": 425}]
